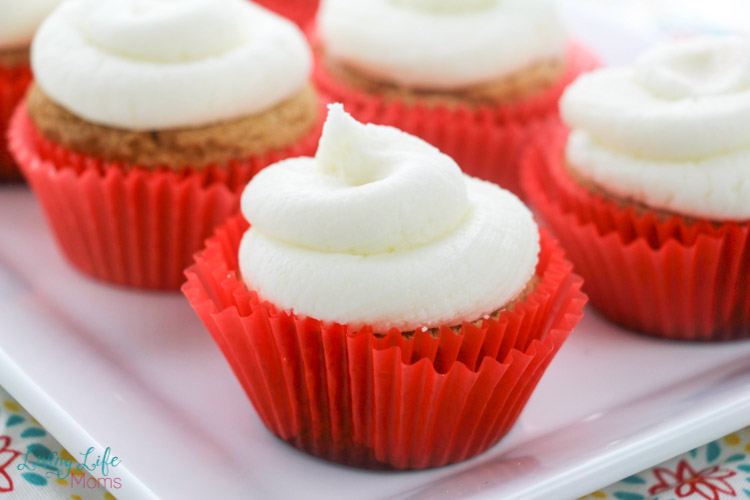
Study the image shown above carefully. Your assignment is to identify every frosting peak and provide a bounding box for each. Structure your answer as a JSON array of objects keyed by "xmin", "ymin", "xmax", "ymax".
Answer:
[
  {"xmin": 239, "ymin": 105, "xmax": 539, "ymax": 331},
  {"xmin": 315, "ymin": 103, "xmax": 387, "ymax": 186},
  {"xmin": 32, "ymin": 0, "xmax": 312, "ymax": 130},
  {"xmin": 243, "ymin": 104, "xmax": 469, "ymax": 255},
  {"xmin": 635, "ymin": 37, "xmax": 750, "ymax": 99}
]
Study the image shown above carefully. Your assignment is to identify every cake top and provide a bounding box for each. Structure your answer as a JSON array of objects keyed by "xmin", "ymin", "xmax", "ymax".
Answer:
[
  {"xmin": 238, "ymin": 104, "xmax": 540, "ymax": 331},
  {"xmin": 31, "ymin": 0, "xmax": 312, "ymax": 131},
  {"xmin": 317, "ymin": 0, "xmax": 566, "ymax": 90},
  {"xmin": 561, "ymin": 36, "xmax": 750, "ymax": 221},
  {"xmin": 0, "ymin": 0, "xmax": 62, "ymax": 49}
]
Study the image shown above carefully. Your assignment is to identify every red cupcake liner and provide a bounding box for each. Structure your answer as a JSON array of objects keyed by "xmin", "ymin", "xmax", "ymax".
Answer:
[
  {"xmin": 182, "ymin": 214, "xmax": 587, "ymax": 469},
  {"xmin": 522, "ymin": 130, "xmax": 750, "ymax": 341},
  {"xmin": 253, "ymin": 0, "xmax": 320, "ymax": 29},
  {"xmin": 8, "ymin": 102, "xmax": 324, "ymax": 290},
  {"xmin": 311, "ymin": 36, "xmax": 599, "ymax": 197},
  {"xmin": 0, "ymin": 61, "xmax": 32, "ymax": 180}
]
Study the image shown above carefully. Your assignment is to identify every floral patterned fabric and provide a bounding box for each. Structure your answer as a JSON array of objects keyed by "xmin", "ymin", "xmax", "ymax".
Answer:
[
  {"xmin": 584, "ymin": 427, "xmax": 750, "ymax": 500},
  {"xmin": 0, "ymin": 386, "xmax": 117, "ymax": 500}
]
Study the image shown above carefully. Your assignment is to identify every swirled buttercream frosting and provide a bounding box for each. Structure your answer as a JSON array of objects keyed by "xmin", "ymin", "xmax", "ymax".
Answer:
[
  {"xmin": 31, "ymin": 0, "xmax": 312, "ymax": 130},
  {"xmin": 317, "ymin": 0, "xmax": 565, "ymax": 90},
  {"xmin": 239, "ymin": 104, "xmax": 539, "ymax": 331},
  {"xmin": 561, "ymin": 36, "xmax": 750, "ymax": 221},
  {"xmin": 0, "ymin": 0, "xmax": 62, "ymax": 49}
]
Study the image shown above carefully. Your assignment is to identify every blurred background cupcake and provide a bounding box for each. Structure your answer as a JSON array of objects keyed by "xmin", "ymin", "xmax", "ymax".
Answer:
[
  {"xmin": 311, "ymin": 0, "xmax": 599, "ymax": 196},
  {"xmin": 9, "ymin": 0, "xmax": 324, "ymax": 290},
  {"xmin": 253, "ymin": 0, "xmax": 320, "ymax": 29},
  {"xmin": 0, "ymin": 0, "xmax": 61, "ymax": 180},
  {"xmin": 184, "ymin": 104, "xmax": 586, "ymax": 469},
  {"xmin": 523, "ymin": 35, "xmax": 750, "ymax": 341}
]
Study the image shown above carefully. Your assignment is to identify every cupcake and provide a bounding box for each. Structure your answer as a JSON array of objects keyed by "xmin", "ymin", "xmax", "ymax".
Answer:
[
  {"xmin": 253, "ymin": 0, "xmax": 320, "ymax": 29},
  {"xmin": 183, "ymin": 104, "xmax": 586, "ymax": 469},
  {"xmin": 310, "ymin": 0, "xmax": 599, "ymax": 196},
  {"xmin": 8, "ymin": 0, "xmax": 324, "ymax": 289},
  {"xmin": 523, "ymin": 36, "xmax": 750, "ymax": 341},
  {"xmin": 0, "ymin": 0, "xmax": 61, "ymax": 180}
]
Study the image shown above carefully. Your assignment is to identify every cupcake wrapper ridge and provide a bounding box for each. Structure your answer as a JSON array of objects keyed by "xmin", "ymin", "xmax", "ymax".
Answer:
[
  {"xmin": 0, "ymin": 62, "xmax": 32, "ymax": 180},
  {"xmin": 312, "ymin": 37, "xmax": 599, "ymax": 197},
  {"xmin": 522, "ymin": 129, "xmax": 750, "ymax": 341},
  {"xmin": 8, "ymin": 102, "xmax": 325, "ymax": 290},
  {"xmin": 182, "ymin": 215, "xmax": 587, "ymax": 469}
]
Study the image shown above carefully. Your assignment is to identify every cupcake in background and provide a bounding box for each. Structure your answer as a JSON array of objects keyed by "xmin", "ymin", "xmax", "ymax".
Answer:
[
  {"xmin": 9, "ymin": 0, "xmax": 324, "ymax": 289},
  {"xmin": 0, "ymin": 0, "xmax": 61, "ymax": 180},
  {"xmin": 253, "ymin": 0, "xmax": 320, "ymax": 29},
  {"xmin": 311, "ymin": 0, "xmax": 599, "ymax": 196},
  {"xmin": 184, "ymin": 104, "xmax": 586, "ymax": 469},
  {"xmin": 523, "ymin": 36, "xmax": 750, "ymax": 341}
]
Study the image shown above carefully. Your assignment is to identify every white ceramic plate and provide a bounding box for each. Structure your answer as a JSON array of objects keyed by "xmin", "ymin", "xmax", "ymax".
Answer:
[
  {"xmin": 2, "ymin": 8, "xmax": 750, "ymax": 499},
  {"xmin": 2, "ymin": 185, "xmax": 750, "ymax": 500}
]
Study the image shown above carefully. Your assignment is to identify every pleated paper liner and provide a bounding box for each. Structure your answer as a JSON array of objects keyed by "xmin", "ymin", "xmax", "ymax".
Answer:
[
  {"xmin": 311, "ymin": 38, "xmax": 599, "ymax": 197},
  {"xmin": 8, "ymin": 102, "xmax": 324, "ymax": 290},
  {"xmin": 182, "ymin": 214, "xmax": 587, "ymax": 469},
  {"xmin": 0, "ymin": 62, "xmax": 32, "ymax": 180},
  {"xmin": 521, "ymin": 132, "xmax": 750, "ymax": 341},
  {"xmin": 253, "ymin": 0, "xmax": 320, "ymax": 29}
]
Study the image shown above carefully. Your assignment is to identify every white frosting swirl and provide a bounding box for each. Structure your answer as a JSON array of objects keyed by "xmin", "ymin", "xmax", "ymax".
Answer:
[
  {"xmin": 239, "ymin": 104, "xmax": 540, "ymax": 331},
  {"xmin": 561, "ymin": 36, "xmax": 750, "ymax": 221},
  {"xmin": 0, "ymin": 0, "xmax": 62, "ymax": 49},
  {"xmin": 31, "ymin": 0, "xmax": 312, "ymax": 130},
  {"xmin": 317, "ymin": 0, "xmax": 566, "ymax": 90},
  {"xmin": 636, "ymin": 37, "xmax": 750, "ymax": 100},
  {"xmin": 389, "ymin": 0, "xmax": 495, "ymax": 12}
]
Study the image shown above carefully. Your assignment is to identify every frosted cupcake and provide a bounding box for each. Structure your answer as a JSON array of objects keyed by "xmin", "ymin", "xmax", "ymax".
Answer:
[
  {"xmin": 0, "ymin": 0, "xmax": 61, "ymax": 179},
  {"xmin": 184, "ymin": 104, "xmax": 586, "ymax": 469},
  {"xmin": 523, "ymin": 36, "xmax": 750, "ymax": 341},
  {"xmin": 9, "ymin": 0, "xmax": 324, "ymax": 289},
  {"xmin": 311, "ymin": 0, "xmax": 598, "ymax": 196}
]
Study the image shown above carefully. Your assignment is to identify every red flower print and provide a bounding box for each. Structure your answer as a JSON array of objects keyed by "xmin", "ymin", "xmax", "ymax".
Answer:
[
  {"xmin": 649, "ymin": 459, "xmax": 737, "ymax": 500},
  {"xmin": 0, "ymin": 436, "xmax": 20, "ymax": 493}
]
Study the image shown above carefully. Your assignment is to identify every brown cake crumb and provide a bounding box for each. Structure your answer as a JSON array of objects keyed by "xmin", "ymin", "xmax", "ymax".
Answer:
[
  {"xmin": 564, "ymin": 161, "xmax": 711, "ymax": 225},
  {"xmin": 390, "ymin": 273, "xmax": 542, "ymax": 340},
  {"xmin": 0, "ymin": 45, "xmax": 29, "ymax": 68},
  {"xmin": 25, "ymin": 83, "xmax": 319, "ymax": 170},
  {"xmin": 321, "ymin": 52, "xmax": 564, "ymax": 107}
]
